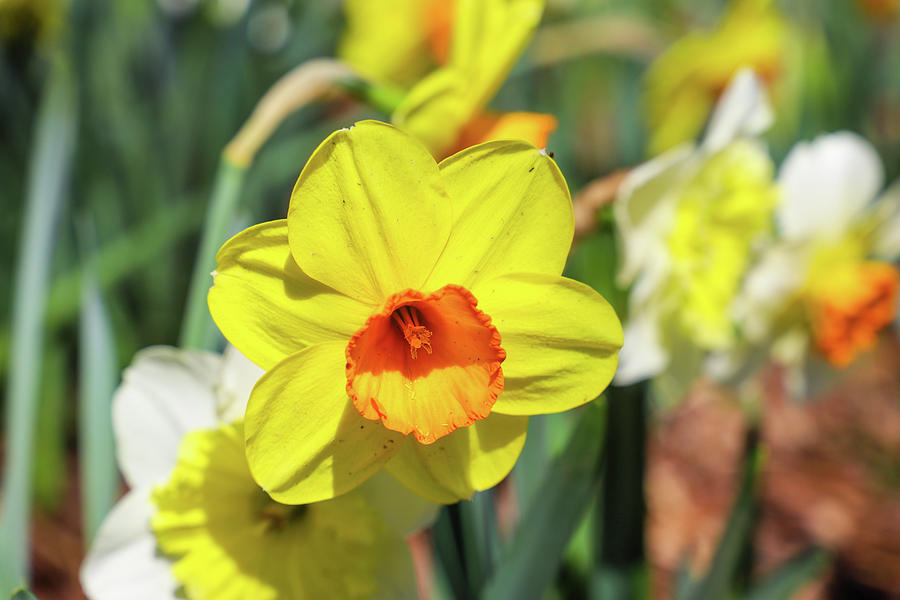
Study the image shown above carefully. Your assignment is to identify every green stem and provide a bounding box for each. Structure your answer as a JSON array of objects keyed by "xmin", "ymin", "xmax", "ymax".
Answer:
[
  {"xmin": 338, "ymin": 76, "xmax": 406, "ymax": 116},
  {"xmin": 592, "ymin": 383, "xmax": 647, "ymax": 599},
  {"xmin": 0, "ymin": 58, "xmax": 77, "ymax": 591},
  {"xmin": 179, "ymin": 159, "xmax": 247, "ymax": 350}
]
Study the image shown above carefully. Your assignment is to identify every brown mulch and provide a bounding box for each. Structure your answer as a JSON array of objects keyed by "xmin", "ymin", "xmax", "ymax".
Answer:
[{"xmin": 646, "ymin": 332, "xmax": 900, "ymax": 599}]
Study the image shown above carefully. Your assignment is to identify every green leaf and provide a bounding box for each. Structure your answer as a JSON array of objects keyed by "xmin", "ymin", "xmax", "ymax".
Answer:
[
  {"xmin": 483, "ymin": 401, "xmax": 607, "ymax": 600},
  {"xmin": 745, "ymin": 549, "xmax": 830, "ymax": 600},
  {"xmin": 0, "ymin": 56, "xmax": 77, "ymax": 592},
  {"xmin": 78, "ymin": 262, "xmax": 120, "ymax": 543},
  {"xmin": 432, "ymin": 506, "xmax": 474, "ymax": 600},
  {"xmin": 680, "ymin": 433, "xmax": 763, "ymax": 600},
  {"xmin": 10, "ymin": 587, "xmax": 38, "ymax": 600},
  {"xmin": 32, "ymin": 343, "xmax": 67, "ymax": 511},
  {"xmin": 180, "ymin": 158, "xmax": 247, "ymax": 351}
]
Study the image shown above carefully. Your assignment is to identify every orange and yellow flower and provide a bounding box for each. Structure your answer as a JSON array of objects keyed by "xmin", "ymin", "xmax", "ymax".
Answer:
[
  {"xmin": 340, "ymin": 0, "xmax": 557, "ymax": 158},
  {"xmin": 208, "ymin": 121, "xmax": 622, "ymax": 504},
  {"xmin": 735, "ymin": 132, "xmax": 900, "ymax": 382}
]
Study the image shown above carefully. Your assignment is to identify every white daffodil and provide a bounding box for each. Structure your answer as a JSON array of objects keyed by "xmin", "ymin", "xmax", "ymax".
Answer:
[
  {"xmin": 80, "ymin": 345, "xmax": 435, "ymax": 600},
  {"xmin": 614, "ymin": 68, "xmax": 777, "ymax": 386},
  {"xmin": 731, "ymin": 132, "xmax": 900, "ymax": 393}
]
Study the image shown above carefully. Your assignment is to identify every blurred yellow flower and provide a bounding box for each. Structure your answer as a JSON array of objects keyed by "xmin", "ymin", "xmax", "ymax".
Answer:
[
  {"xmin": 152, "ymin": 421, "xmax": 415, "ymax": 600},
  {"xmin": 643, "ymin": 0, "xmax": 787, "ymax": 156},
  {"xmin": 208, "ymin": 121, "xmax": 622, "ymax": 504},
  {"xmin": 736, "ymin": 132, "xmax": 900, "ymax": 381},
  {"xmin": 615, "ymin": 70, "xmax": 775, "ymax": 385},
  {"xmin": 80, "ymin": 347, "xmax": 429, "ymax": 600},
  {"xmin": 340, "ymin": 0, "xmax": 557, "ymax": 158}
]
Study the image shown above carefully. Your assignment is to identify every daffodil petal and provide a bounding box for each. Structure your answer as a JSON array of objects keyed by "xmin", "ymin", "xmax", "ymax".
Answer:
[
  {"xmin": 613, "ymin": 311, "xmax": 668, "ymax": 385},
  {"xmin": 474, "ymin": 272, "xmax": 622, "ymax": 415},
  {"xmin": 287, "ymin": 121, "xmax": 452, "ymax": 305},
  {"xmin": 452, "ymin": 110, "xmax": 558, "ymax": 154},
  {"xmin": 614, "ymin": 143, "xmax": 693, "ymax": 287},
  {"xmin": 244, "ymin": 341, "xmax": 404, "ymax": 504},
  {"xmin": 80, "ymin": 490, "xmax": 180, "ymax": 600},
  {"xmin": 215, "ymin": 345, "xmax": 264, "ymax": 422},
  {"xmin": 358, "ymin": 471, "xmax": 439, "ymax": 536},
  {"xmin": 777, "ymin": 132, "xmax": 883, "ymax": 241},
  {"xmin": 449, "ymin": 0, "xmax": 543, "ymax": 103},
  {"xmin": 338, "ymin": 0, "xmax": 433, "ymax": 88},
  {"xmin": 393, "ymin": 0, "xmax": 544, "ymax": 157},
  {"xmin": 393, "ymin": 68, "xmax": 471, "ymax": 157},
  {"xmin": 113, "ymin": 347, "xmax": 220, "ymax": 489},
  {"xmin": 385, "ymin": 413, "xmax": 528, "ymax": 504},
  {"xmin": 702, "ymin": 69, "xmax": 772, "ymax": 153},
  {"xmin": 209, "ymin": 219, "xmax": 372, "ymax": 370},
  {"xmin": 425, "ymin": 141, "xmax": 573, "ymax": 290}
]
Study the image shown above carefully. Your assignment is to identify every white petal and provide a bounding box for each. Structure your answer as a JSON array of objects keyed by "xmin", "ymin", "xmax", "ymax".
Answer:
[
  {"xmin": 777, "ymin": 132, "xmax": 884, "ymax": 241},
  {"xmin": 615, "ymin": 144, "xmax": 694, "ymax": 287},
  {"xmin": 703, "ymin": 69, "xmax": 773, "ymax": 153},
  {"xmin": 734, "ymin": 244, "xmax": 807, "ymax": 342},
  {"xmin": 613, "ymin": 312, "xmax": 669, "ymax": 385},
  {"xmin": 870, "ymin": 180, "xmax": 900, "ymax": 259},
  {"xmin": 215, "ymin": 345, "xmax": 265, "ymax": 422},
  {"xmin": 357, "ymin": 471, "xmax": 438, "ymax": 537},
  {"xmin": 81, "ymin": 490, "xmax": 179, "ymax": 600},
  {"xmin": 113, "ymin": 346, "xmax": 221, "ymax": 488}
]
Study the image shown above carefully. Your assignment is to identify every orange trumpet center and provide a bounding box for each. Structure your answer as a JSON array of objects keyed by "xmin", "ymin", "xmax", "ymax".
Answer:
[
  {"xmin": 345, "ymin": 285, "xmax": 505, "ymax": 444},
  {"xmin": 392, "ymin": 305, "xmax": 433, "ymax": 359},
  {"xmin": 807, "ymin": 261, "xmax": 899, "ymax": 367}
]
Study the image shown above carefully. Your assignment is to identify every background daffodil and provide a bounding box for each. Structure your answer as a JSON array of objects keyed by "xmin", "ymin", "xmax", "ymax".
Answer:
[
  {"xmin": 340, "ymin": 0, "xmax": 558, "ymax": 158},
  {"xmin": 80, "ymin": 346, "xmax": 432, "ymax": 600},
  {"xmin": 643, "ymin": 0, "xmax": 786, "ymax": 155},
  {"xmin": 731, "ymin": 132, "xmax": 900, "ymax": 393},
  {"xmin": 614, "ymin": 70, "xmax": 776, "ymax": 387},
  {"xmin": 208, "ymin": 120, "xmax": 622, "ymax": 505}
]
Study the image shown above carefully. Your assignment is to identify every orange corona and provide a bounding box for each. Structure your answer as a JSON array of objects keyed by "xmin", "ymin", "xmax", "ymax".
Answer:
[
  {"xmin": 346, "ymin": 285, "xmax": 506, "ymax": 444},
  {"xmin": 807, "ymin": 262, "xmax": 899, "ymax": 367}
]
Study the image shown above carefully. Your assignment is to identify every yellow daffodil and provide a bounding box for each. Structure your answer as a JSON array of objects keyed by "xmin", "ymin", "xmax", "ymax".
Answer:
[
  {"xmin": 643, "ymin": 0, "xmax": 787, "ymax": 155},
  {"xmin": 732, "ymin": 132, "xmax": 900, "ymax": 390},
  {"xmin": 615, "ymin": 70, "xmax": 776, "ymax": 385},
  {"xmin": 340, "ymin": 0, "xmax": 558, "ymax": 158},
  {"xmin": 208, "ymin": 120, "xmax": 622, "ymax": 504},
  {"xmin": 81, "ymin": 346, "xmax": 432, "ymax": 600}
]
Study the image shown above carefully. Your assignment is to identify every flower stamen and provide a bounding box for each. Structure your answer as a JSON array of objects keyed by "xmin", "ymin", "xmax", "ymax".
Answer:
[{"xmin": 392, "ymin": 305, "xmax": 433, "ymax": 359}]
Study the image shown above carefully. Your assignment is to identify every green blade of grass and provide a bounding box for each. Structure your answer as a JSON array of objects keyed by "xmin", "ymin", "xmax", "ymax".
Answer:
[
  {"xmin": 78, "ymin": 266, "xmax": 120, "ymax": 543},
  {"xmin": 0, "ymin": 199, "xmax": 203, "ymax": 382},
  {"xmin": 483, "ymin": 401, "xmax": 607, "ymax": 600},
  {"xmin": 0, "ymin": 56, "xmax": 77, "ymax": 592},
  {"xmin": 745, "ymin": 549, "xmax": 830, "ymax": 600}
]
